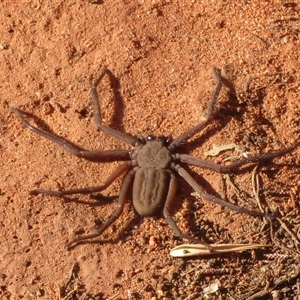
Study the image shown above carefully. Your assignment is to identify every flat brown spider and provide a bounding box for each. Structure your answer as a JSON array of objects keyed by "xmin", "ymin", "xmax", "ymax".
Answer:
[{"xmin": 11, "ymin": 67, "xmax": 299, "ymax": 250}]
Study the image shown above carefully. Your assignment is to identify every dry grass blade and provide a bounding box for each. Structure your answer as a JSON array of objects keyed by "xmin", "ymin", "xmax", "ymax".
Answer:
[{"xmin": 170, "ymin": 243, "xmax": 272, "ymax": 257}]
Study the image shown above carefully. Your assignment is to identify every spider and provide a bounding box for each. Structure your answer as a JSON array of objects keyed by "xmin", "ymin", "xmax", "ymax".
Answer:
[{"xmin": 11, "ymin": 67, "xmax": 299, "ymax": 250}]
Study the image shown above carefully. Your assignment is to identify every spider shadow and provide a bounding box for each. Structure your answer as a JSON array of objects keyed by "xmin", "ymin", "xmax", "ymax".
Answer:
[
  {"xmin": 178, "ymin": 158, "xmax": 300, "ymax": 239},
  {"xmin": 183, "ymin": 74, "xmax": 275, "ymax": 154},
  {"xmin": 180, "ymin": 85, "xmax": 240, "ymax": 153},
  {"xmin": 18, "ymin": 109, "xmax": 62, "ymax": 135},
  {"xmin": 175, "ymin": 161, "xmax": 272, "ymax": 243},
  {"xmin": 253, "ymin": 162, "xmax": 300, "ymax": 200},
  {"xmin": 176, "ymin": 168, "xmax": 233, "ymax": 243},
  {"xmin": 62, "ymin": 191, "xmax": 145, "ymax": 247},
  {"xmin": 182, "ymin": 81, "xmax": 268, "ymax": 153},
  {"xmin": 16, "ymin": 109, "xmax": 124, "ymax": 163},
  {"xmin": 102, "ymin": 69, "xmax": 128, "ymax": 134},
  {"xmin": 170, "ymin": 183, "xmax": 219, "ymax": 244},
  {"xmin": 222, "ymin": 80, "xmax": 279, "ymax": 148},
  {"xmin": 69, "ymin": 220, "xmax": 146, "ymax": 249},
  {"xmin": 17, "ymin": 109, "xmax": 87, "ymax": 147},
  {"xmin": 88, "ymin": 0, "xmax": 104, "ymax": 4},
  {"xmin": 62, "ymin": 194, "xmax": 118, "ymax": 207},
  {"xmin": 67, "ymin": 211, "xmax": 143, "ymax": 249}
]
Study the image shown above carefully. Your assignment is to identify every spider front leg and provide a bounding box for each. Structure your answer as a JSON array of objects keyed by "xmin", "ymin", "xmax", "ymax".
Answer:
[
  {"xmin": 66, "ymin": 169, "xmax": 135, "ymax": 249},
  {"xmin": 91, "ymin": 68, "xmax": 137, "ymax": 146},
  {"xmin": 169, "ymin": 67, "xmax": 222, "ymax": 150},
  {"xmin": 10, "ymin": 107, "xmax": 131, "ymax": 162}
]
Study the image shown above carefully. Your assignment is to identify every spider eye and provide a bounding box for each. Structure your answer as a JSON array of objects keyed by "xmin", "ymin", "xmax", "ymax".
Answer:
[
  {"xmin": 165, "ymin": 135, "xmax": 172, "ymax": 144},
  {"xmin": 146, "ymin": 135, "xmax": 172, "ymax": 145},
  {"xmin": 147, "ymin": 134, "xmax": 155, "ymax": 141}
]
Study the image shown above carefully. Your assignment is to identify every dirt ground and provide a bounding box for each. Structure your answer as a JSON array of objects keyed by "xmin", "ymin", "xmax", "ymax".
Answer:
[{"xmin": 1, "ymin": 1, "xmax": 300, "ymax": 299}]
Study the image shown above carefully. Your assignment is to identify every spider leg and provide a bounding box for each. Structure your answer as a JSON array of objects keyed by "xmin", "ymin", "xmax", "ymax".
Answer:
[
  {"xmin": 176, "ymin": 165, "xmax": 265, "ymax": 217},
  {"xmin": 163, "ymin": 172, "xmax": 212, "ymax": 250},
  {"xmin": 91, "ymin": 68, "xmax": 138, "ymax": 146},
  {"xmin": 169, "ymin": 67, "xmax": 222, "ymax": 150},
  {"xmin": 66, "ymin": 169, "xmax": 135, "ymax": 249},
  {"xmin": 30, "ymin": 162, "xmax": 131, "ymax": 196},
  {"xmin": 178, "ymin": 140, "xmax": 300, "ymax": 172},
  {"xmin": 11, "ymin": 107, "xmax": 131, "ymax": 162}
]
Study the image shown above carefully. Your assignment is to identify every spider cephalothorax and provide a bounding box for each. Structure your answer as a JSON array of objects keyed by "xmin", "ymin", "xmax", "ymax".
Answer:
[{"xmin": 11, "ymin": 67, "xmax": 299, "ymax": 249}]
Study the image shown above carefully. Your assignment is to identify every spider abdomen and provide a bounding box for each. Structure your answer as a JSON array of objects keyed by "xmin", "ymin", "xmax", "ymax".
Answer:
[{"xmin": 132, "ymin": 168, "xmax": 170, "ymax": 216}]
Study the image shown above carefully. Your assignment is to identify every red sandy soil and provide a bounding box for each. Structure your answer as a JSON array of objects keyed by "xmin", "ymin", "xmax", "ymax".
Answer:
[{"xmin": 1, "ymin": 1, "xmax": 300, "ymax": 299}]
